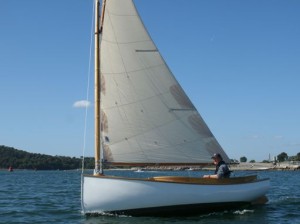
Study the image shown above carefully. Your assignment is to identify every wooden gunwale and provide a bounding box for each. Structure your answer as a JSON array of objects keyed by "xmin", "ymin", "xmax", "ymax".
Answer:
[{"xmin": 84, "ymin": 174, "xmax": 268, "ymax": 185}]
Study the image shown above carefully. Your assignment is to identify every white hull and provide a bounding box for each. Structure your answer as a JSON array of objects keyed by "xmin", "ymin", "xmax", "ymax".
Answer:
[{"xmin": 82, "ymin": 175, "xmax": 269, "ymax": 216}]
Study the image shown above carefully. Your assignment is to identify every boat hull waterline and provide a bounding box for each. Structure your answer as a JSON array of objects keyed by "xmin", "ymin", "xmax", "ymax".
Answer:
[{"xmin": 82, "ymin": 175, "xmax": 270, "ymax": 216}]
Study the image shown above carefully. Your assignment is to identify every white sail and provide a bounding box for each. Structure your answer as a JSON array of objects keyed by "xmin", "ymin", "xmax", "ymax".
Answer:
[{"xmin": 100, "ymin": 0, "xmax": 229, "ymax": 165}]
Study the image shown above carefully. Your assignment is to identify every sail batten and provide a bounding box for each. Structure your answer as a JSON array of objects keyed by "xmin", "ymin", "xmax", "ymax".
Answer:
[{"xmin": 100, "ymin": 0, "xmax": 229, "ymax": 165}]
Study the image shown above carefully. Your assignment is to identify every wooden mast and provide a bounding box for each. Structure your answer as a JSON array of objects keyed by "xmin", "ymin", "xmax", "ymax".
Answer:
[
  {"xmin": 94, "ymin": 0, "xmax": 101, "ymax": 175},
  {"xmin": 94, "ymin": 0, "xmax": 107, "ymax": 175}
]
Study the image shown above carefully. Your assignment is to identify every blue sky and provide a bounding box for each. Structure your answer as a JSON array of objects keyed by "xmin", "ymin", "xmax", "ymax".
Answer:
[{"xmin": 1, "ymin": 0, "xmax": 299, "ymax": 162}]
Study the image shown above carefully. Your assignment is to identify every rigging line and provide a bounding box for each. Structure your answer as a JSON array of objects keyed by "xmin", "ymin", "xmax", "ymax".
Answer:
[{"xmin": 81, "ymin": 0, "xmax": 96, "ymax": 174}]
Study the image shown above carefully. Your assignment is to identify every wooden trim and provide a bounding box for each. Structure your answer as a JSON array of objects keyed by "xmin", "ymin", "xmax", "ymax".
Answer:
[
  {"xmin": 148, "ymin": 175, "xmax": 259, "ymax": 185},
  {"xmin": 84, "ymin": 174, "xmax": 269, "ymax": 185}
]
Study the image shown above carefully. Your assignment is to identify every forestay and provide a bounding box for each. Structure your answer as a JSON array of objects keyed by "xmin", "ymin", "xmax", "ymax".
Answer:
[{"xmin": 100, "ymin": 0, "xmax": 229, "ymax": 165}]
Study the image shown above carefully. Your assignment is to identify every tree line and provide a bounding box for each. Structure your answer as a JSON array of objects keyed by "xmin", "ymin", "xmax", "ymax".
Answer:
[
  {"xmin": 2, "ymin": 145, "xmax": 299, "ymax": 170},
  {"xmin": 239, "ymin": 152, "xmax": 300, "ymax": 163},
  {"xmin": 276, "ymin": 152, "xmax": 300, "ymax": 162},
  {"xmin": 0, "ymin": 145, "xmax": 94, "ymax": 170}
]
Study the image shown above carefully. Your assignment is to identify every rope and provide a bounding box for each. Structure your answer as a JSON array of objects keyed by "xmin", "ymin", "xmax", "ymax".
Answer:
[{"xmin": 81, "ymin": 0, "xmax": 95, "ymax": 174}]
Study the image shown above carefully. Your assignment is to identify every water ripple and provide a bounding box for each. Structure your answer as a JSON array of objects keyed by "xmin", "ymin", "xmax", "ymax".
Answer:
[{"xmin": 1, "ymin": 170, "xmax": 300, "ymax": 223}]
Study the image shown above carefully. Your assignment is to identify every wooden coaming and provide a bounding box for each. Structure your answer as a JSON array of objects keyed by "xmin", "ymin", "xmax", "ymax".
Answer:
[{"xmin": 86, "ymin": 174, "xmax": 265, "ymax": 185}]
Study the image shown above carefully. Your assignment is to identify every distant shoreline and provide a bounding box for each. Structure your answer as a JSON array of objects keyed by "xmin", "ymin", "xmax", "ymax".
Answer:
[
  {"xmin": 2, "ymin": 162, "xmax": 299, "ymax": 172},
  {"xmin": 131, "ymin": 162, "xmax": 300, "ymax": 172},
  {"xmin": 229, "ymin": 162, "xmax": 300, "ymax": 171}
]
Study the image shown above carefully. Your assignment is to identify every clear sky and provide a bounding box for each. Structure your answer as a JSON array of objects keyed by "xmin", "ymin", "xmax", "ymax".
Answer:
[{"xmin": 1, "ymin": 0, "xmax": 299, "ymax": 162}]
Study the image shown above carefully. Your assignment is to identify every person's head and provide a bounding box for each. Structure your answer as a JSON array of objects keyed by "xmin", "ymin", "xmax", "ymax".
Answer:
[{"xmin": 211, "ymin": 153, "xmax": 222, "ymax": 164}]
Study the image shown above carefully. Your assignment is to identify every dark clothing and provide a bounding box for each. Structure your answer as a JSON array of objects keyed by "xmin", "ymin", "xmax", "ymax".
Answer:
[{"xmin": 214, "ymin": 161, "xmax": 231, "ymax": 178}]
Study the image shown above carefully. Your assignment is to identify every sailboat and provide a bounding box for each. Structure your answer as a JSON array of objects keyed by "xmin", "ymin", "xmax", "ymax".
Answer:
[
  {"xmin": 8, "ymin": 166, "xmax": 13, "ymax": 172},
  {"xmin": 81, "ymin": 0, "xmax": 269, "ymax": 216}
]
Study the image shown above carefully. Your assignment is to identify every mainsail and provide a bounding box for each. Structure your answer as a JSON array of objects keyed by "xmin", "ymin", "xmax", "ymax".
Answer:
[{"xmin": 99, "ymin": 0, "xmax": 229, "ymax": 165}]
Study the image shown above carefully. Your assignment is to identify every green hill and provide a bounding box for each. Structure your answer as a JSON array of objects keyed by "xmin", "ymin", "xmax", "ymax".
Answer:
[{"xmin": 0, "ymin": 145, "xmax": 94, "ymax": 170}]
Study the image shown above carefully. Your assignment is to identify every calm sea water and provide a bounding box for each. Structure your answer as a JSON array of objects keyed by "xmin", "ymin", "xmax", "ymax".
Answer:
[{"xmin": 1, "ymin": 169, "xmax": 299, "ymax": 224}]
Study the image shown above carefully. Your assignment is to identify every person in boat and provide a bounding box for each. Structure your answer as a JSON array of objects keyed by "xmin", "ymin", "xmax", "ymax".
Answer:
[{"xmin": 203, "ymin": 153, "xmax": 231, "ymax": 179}]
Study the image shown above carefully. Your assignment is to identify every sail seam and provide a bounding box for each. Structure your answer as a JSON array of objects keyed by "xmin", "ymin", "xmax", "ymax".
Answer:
[
  {"xmin": 101, "ymin": 63, "xmax": 164, "ymax": 75},
  {"xmin": 136, "ymin": 49, "xmax": 158, "ymax": 52},
  {"xmin": 101, "ymin": 38, "xmax": 152, "ymax": 45}
]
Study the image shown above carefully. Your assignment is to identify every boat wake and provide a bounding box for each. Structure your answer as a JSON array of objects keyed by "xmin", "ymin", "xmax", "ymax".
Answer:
[
  {"xmin": 85, "ymin": 211, "xmax": 132, "ymax": 218},
  {"xmin": 233, "ymin": 209, "xmax": 254, "ymax": 215},
  {"xmin": 275, "ymin": 196, "xmax": 300, "ymax": 205}
]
